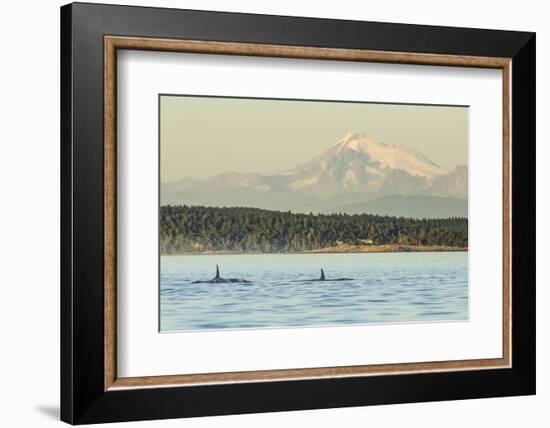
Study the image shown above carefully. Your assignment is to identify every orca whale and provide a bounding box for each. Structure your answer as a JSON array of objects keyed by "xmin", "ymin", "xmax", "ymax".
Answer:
[
  {"xmin": 293, "ymin": 269, "xmax": 353, "ymax": 282},
  {"xmin": 318, "ymin": 268, "xmax": 353, "ymax": 281},
  {"xmin": 191, "ymin": 265, "xmax": 251, "ymax": 284}
]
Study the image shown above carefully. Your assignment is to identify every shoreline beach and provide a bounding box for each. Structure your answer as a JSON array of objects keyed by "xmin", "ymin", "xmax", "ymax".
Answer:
[{"xmin": 161, "ymin": 244, "xmax": 468, "ymax": 256}]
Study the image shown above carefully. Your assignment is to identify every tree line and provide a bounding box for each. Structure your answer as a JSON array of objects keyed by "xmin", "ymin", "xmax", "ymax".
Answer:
[{"xmin": 160, "ymin": 205, "xmax": 468, "ymax": 254}]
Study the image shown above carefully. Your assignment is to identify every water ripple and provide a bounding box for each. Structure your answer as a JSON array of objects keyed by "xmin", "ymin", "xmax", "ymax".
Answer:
[{"xmin": 160, "ymin": 252, "xmax": 468, "ymax": 331}]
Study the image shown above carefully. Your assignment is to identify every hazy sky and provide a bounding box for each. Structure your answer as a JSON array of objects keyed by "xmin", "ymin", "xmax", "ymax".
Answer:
[{"xmin": 160, "ymin": 95, "xmax": 468, "ymax": 182}]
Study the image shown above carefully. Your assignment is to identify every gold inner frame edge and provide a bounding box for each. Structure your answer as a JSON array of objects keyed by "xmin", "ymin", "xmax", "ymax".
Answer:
[{"xmin": 104, "ymin": 36, "xmax": 512, "ymax": 391}]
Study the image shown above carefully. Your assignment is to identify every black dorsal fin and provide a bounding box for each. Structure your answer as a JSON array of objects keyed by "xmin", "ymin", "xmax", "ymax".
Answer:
[
  {"xmin": 320, "ymin": 269, "xmax": 325, "ymax": 281},
  {"xmin": 215, "ymin": 265, "xmax": 220, "ymax": 279}
]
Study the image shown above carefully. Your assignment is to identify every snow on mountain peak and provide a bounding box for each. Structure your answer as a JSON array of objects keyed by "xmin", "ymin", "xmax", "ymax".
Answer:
[
  {"xmin": 335, "ymin": 132, "xmax": 448, "ymax": 178},
  {"xmin": 337, "ymin": 132, "xmax": 385, "ymax": 152}
]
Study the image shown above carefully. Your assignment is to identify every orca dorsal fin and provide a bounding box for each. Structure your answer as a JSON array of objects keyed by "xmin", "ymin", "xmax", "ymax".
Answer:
[
  {"xmin": 320, "ymin": 269, "xmax": 325, "ymax": 281},
  {"xmin": 215, "ymin": 265, "xmax": 220, "ymax": 279}
]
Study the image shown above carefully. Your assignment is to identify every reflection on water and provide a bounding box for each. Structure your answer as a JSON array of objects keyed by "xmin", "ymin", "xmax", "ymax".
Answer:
[{"xmin": 160, "ymin": 252, "xmax": 468, "ymax": 331}]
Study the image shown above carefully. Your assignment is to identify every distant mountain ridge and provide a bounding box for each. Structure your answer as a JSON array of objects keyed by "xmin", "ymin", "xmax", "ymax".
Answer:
[
  {"xmin": 162, "ymin": 132, "xmax": 468, "ymax": 218},
  {"xmin": 331, "ymin": 195, "xmax": 468, "ymax": 219}
]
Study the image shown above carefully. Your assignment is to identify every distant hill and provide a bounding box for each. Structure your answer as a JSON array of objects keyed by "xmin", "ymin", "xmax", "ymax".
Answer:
[
  {"xmin": 162, "ymin": 132, "xmax": 468, "ymax": 217},
  {"xmin": 330, "ymin": 195, "xmax": 468, "ymax": 219},
  {"xmin": 160, "ymin": 205, "xmax": 468, "ymax": 254}
]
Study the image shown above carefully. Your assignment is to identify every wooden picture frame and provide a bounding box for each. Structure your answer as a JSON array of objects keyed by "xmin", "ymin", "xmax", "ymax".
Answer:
[{"xmin": 61, "ymin": 2, "xmax": 535, "ymax": 424}]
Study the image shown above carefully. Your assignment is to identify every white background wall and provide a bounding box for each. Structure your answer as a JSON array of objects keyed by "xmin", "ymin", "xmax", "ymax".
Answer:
[{"xmin": 0, "ymin": 0, "xmax": 546, "ymax": 426}]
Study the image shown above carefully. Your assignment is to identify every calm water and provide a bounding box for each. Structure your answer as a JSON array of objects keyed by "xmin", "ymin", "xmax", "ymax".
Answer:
[{"xmin": 160, "ymin": 252, "xmax": 468, "ymax": 332}]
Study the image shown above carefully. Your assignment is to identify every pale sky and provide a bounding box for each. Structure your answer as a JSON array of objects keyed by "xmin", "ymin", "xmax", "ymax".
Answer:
[{"xmin": 160, "ymin": 95, "xmax": 468, "ymax": 182}]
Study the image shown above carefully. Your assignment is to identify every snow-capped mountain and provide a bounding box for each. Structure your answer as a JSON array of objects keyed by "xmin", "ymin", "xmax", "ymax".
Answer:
[
  {"xmin": 280, "ymin": 132, "xmax": 451, "ymax": 198},
  {"xmin": 162, "ymin": 132, "xmax": 468, "ymax": 216}
]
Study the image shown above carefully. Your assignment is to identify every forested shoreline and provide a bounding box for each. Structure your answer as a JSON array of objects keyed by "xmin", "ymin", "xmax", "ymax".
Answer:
[{"xmin": 160, "ymin": 205, "xmax": 468, "ymax": 255}]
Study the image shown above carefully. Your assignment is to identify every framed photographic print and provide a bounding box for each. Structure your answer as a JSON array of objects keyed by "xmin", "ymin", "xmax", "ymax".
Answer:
[{"xmin": 60, "ymin": 2, "xmax": 536, "ymax": 424}]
